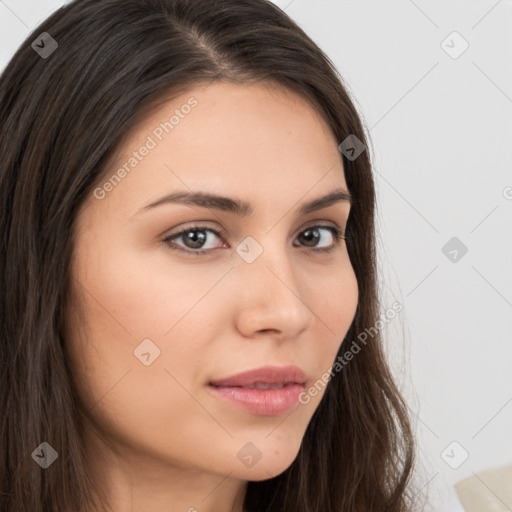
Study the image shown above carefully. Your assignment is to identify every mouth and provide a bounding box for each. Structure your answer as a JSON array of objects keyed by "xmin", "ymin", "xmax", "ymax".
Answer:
[{"xmin": 206, "ymin": 365, "xmax": 307, "ymax": 416}]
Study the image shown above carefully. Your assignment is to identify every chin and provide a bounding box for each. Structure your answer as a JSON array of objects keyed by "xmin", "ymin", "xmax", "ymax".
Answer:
[
  {"xmin": 231, "ymin": 450, "xmax": 299, "ymax": 482},
  {"xmin": 245, "ymin": 463, "xmax": 294, "ymax": 482}
]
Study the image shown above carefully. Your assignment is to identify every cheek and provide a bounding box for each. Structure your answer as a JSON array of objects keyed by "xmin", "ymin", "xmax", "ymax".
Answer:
[
  {"xmin": 64, "ymin": 251, "xmax": 227, "ymax": 461},
  {"xmin": 310, "ymin": 258, "xmax": 358, "ymax": 336},
  {"xmin": 65, "ymin": 235, "xmax": 228, "ymax": 406},
  {"xmin": 303, "ymin": 260, "xmax": 359, "ymax": 383}
]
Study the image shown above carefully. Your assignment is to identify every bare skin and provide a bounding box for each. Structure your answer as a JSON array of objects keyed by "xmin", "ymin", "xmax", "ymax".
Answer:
[{"xmin": 63, "ymin": 80, "xmax": 359, "ymax": 512}]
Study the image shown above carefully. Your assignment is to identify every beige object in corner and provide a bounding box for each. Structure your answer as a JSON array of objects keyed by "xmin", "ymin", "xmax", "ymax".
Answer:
[{"xmin": 455, "ymin": 465, "xmax": 512, "ymax": 512}]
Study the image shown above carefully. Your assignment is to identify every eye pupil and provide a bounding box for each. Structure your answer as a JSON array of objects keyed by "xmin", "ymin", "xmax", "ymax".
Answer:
[
  {"xmin": 185, "ymin": 229, "xmax": 207, "ymax": 248},
  {"xmin": 299, "ymin": 228, "xmax": 320, "ymax": 247}
]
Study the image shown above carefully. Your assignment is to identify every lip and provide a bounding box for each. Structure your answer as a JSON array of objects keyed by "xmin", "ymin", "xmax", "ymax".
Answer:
[
  {"xmin": 209, "ymin": 365, "xmax": 306, "ymax": 387},
  {"xmin": 207, "ymin": 365, "xmax": 306, "ymax": 416}
]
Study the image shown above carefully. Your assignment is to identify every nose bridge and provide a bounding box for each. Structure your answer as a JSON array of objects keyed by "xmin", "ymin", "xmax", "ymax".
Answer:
[
  {"xmin": 228, "ymin": 219, "xmax": 319, "ymax": 338},
  {"xmin": 234, "ymin": 229, "xmax": 305, "ymax": 306}
]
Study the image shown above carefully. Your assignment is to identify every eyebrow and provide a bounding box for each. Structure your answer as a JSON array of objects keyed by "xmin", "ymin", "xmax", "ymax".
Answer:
[{"xmin": 139, "ymin": 187, "xmax": 352, "ymax": 217}]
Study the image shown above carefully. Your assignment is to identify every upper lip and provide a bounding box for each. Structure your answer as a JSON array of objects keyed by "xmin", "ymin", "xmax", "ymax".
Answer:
[{"xmin": 209, "ymin": 365, "xmax": 306, "ymax": 387}]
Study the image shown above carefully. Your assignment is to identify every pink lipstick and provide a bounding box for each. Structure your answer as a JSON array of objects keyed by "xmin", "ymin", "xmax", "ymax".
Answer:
[{"xmin": 207, "ymin": 365, "xmax": 306, "ymax": 416}]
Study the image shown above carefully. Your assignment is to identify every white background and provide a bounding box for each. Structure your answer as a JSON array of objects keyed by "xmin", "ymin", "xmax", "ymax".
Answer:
[{"xmin": 1, "ymin": 1, "xmax": 511, "ymax": 510}]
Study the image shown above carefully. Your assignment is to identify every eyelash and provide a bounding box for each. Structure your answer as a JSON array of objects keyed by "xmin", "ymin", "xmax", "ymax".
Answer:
[{"xmin": 162, "ymin": 223, "xmax": 349, "ymax": 257}]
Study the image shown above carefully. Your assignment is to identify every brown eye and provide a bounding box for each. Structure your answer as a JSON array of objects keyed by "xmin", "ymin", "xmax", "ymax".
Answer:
[
  {"xmin": 293, "ymin": 225, "xmax": 344, "ymax": 253},
  {"xmin": 163, "ymin": 223, "xmax": 346, "ymax": 256},
  {"xmin": 163, "ymin": 226, "xmax": 224, "ymax": 255}
]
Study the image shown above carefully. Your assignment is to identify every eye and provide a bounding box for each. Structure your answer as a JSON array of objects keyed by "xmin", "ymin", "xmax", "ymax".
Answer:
[
  {"xmin": 162, "ymin": 222, "xmax": 348, "ymax": 256},
  {"xmin": 293, "ymin": 224, "xmax": 346, "ymax": 253},
  {"xmin": 163, "ymin": 225, "xmax": 227, "ymax": 255}
]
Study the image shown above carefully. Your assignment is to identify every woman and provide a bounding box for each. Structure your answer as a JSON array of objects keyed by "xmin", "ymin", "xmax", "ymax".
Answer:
[{"xmin": 0, "ymin": 0, "xmax": 416, "ymax": 510}]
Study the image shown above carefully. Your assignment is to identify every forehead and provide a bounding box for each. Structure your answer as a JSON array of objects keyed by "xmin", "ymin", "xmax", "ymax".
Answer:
[
  {"xmin": 87, "ymin": 80, "xmax": 348, "ymax": 219},
  {"xmin": 114, "ymin": 80, "xmax": 339, "ymax": 165}
]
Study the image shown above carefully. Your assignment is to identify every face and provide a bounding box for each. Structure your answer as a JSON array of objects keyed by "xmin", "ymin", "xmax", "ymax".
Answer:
[{"xmin": 64, "ymin": 81, "xmax": 358, "ymax": 487}]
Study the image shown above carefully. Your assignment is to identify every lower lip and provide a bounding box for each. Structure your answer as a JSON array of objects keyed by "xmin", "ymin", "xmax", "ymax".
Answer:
[{"xmin": 207, "ymin": 383, "xmax": 304, "ymax": 416}]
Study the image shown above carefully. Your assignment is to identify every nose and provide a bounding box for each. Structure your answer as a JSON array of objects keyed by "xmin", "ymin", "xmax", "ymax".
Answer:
[{"xmin": 232, "ymin": 242, "xmax": 314, "ymax": 340}]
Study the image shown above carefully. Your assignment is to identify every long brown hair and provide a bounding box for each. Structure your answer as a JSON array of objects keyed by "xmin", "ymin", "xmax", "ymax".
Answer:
[{"xmin": 0, "ymin": 0, "xmax": 416, "ymax": 510}]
